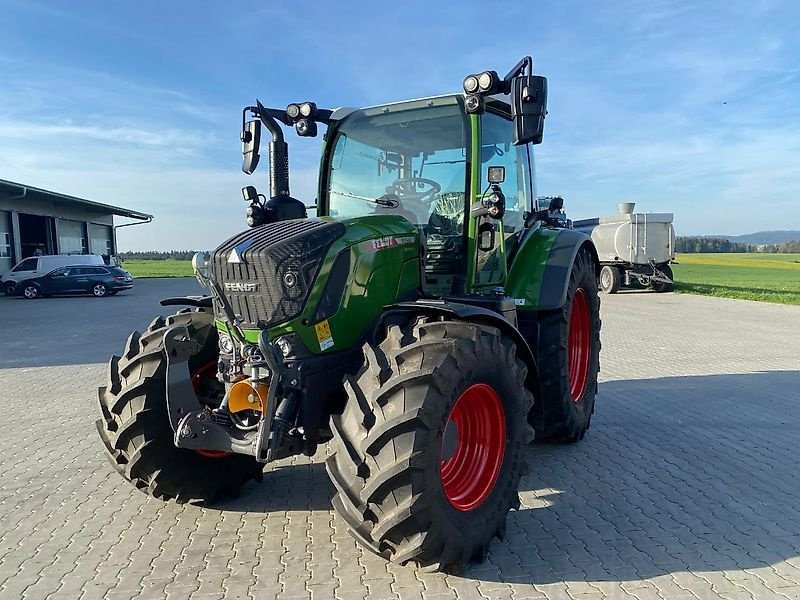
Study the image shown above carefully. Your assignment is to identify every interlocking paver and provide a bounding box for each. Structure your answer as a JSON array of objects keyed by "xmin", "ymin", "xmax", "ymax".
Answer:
[{"xmin": 1, "ymin": 285, "xmax": 800, "ymax": 600}]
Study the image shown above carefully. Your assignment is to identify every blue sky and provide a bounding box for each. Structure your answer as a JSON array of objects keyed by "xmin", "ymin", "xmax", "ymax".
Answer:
[{"xmin": 1, "ymin": 0, "xmax": 798, "ymax": 250}]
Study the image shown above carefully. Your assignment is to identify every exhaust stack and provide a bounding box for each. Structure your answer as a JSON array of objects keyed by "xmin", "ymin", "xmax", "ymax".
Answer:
[{"xmin": 617, "ymin": 202, "xmax": 635, "ymax": 215}]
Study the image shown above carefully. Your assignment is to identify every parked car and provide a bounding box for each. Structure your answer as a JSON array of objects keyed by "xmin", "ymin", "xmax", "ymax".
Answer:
[
  {"xmin": 1, "ymin": 254, "xmax": 106, "ymax": 295},
  {"xmin": 17, "ymin": 265, "xmax": 133, "ymax": 299}
]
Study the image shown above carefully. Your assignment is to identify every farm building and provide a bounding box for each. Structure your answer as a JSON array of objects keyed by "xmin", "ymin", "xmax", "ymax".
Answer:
[{"xmin": 0, "ymin": 178, "xmax": 152, "ymax": 273}]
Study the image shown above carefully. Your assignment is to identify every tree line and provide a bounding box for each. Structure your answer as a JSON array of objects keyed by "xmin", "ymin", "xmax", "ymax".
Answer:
[
  {"xmin": 119, "ymin": 250, "xmax": 202, "ymax": 261},
  {"xmin": 676, "ymin": 237, "xmax": 800, "ymax": 253}
]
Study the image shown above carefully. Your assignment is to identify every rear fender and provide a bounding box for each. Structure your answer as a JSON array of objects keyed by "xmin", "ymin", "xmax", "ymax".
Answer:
[{"xmin": 507, "ymin": 228, "xmax": 599, "ymax": 311}]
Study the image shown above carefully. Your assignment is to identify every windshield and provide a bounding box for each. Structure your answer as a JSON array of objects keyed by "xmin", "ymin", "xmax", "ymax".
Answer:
[{"xmin": 327, "ymin": 96, "xmax": 468, "ymax": 227}]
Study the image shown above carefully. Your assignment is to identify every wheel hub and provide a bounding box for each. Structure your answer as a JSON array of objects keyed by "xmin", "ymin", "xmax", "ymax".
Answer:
[{"xmin": 440, "ymin": 383, "xmax": 506, "ymax": 512}]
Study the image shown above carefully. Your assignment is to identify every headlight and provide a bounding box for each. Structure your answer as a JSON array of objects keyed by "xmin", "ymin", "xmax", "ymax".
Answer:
[
  {"xmin": 286, "ymin": 103, "xmax": 300, "ymax": 119},
  {"xmin": 463, "ymin": 75, "xmax": 479, "ymax": 93},
  {"xmin": 299, "ymin": 102, "xmax": 314, "ymax": 117},
  {"xmin": 275, "ymin": 337, "xmax": 292, "ymax": 358},
  {"xmin": 478, "ymin": 72, "xmax": 493, "ymax": 91},
  {"xmin": 218, "ymin": 332, "xmax": 234, "ymax": 354}
]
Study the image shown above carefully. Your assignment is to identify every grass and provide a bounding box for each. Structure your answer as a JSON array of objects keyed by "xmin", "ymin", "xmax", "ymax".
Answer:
[
  {"xmin": 672, "ymin": 253, "xmax": 800, "ymax": 305},
  {"xmin": 121, "ymin": 259, "xmax": 193, "ymax": 278},
  {"xmin": 119, "ymin": 254, "xmax": 800, "ymax": 306}
]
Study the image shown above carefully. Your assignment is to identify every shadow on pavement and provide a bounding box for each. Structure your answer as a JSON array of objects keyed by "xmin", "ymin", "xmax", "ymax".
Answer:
[
  {"xmin": 207, "ymin": 462, "xmax": 334, "ymax": 513},
  {"xmin": 466, "ymin": 370, "xmax": 800, "ymax": 584}
]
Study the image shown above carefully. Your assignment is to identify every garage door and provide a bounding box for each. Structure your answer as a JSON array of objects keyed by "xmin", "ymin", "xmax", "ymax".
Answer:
[
  {"xmin": 57, "ymin": 219, "xmax": 87, "ymax": 254},
  {"xmin": 0, "ymin": 211, "xmax": 12, "ymax": 274},
  {"xmin": 89, "ymin": 224, "xmax": 113, "ymax": 256}
]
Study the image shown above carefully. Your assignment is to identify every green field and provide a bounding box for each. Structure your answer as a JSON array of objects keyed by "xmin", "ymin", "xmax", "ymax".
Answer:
[
  {"xmin": 120, "ymin": 253, "xmax": 800, "ymax": 306},
  {"xmin": 121, "ymin": 259, "xmax": 194, "ymax": 278},
  {"xmin": 672, "ymin": 253, "xmax": 800, "ymax": 305}
]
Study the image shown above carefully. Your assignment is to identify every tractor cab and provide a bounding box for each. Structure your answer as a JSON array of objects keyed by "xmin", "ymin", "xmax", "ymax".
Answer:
[{"xmin": 320, "ymin": 94, "xmax": 537, "ymax": 296}]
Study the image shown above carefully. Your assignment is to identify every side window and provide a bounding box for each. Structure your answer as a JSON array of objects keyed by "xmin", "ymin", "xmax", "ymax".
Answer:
[
  {"xmin": 12, "ymin": 258, "xmax": 38, "ymax": 272},
  {"xmin": 51, "ymin": 267, "xmax": 69, "ymax": 276},
  {"xmin": 89, "ymin": 267, "xmax": 108, "ymax": 275},
  {"xmin": 480, "ymin": 112, "xmax": 531, "ymax": 236}
]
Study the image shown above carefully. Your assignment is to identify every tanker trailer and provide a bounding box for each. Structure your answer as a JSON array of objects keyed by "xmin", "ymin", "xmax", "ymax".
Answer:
[{"xmin": 572, "ymin": 203, "xmax": 675, "ymax": 294}]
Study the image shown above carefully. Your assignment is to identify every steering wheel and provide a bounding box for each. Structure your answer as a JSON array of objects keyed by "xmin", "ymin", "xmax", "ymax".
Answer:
[{"xmin": 390, "ymin": 177, "xmax": 442, "ymax": 205}]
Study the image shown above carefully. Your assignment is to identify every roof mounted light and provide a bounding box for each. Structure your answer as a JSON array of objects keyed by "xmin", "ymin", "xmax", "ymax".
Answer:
[
  {"xmin": 477, "ymin": 70, "xmax": 501, "ymax": 93},
  {"xmin": 463, "ymin": 75, "xmax": 479, "ymax": 94},
  {"xmin": 299, "ymin": 102, "xmax": 316, "ymax": 118},
  {"xmin": 286, "ymin": 103, "xmax": 301, "ymax": 120}
]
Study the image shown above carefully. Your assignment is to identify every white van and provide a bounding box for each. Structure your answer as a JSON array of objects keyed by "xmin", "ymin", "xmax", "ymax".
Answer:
[{"xmin": 1, "ymin": 254, "xmax": 106, "ymax": 294}]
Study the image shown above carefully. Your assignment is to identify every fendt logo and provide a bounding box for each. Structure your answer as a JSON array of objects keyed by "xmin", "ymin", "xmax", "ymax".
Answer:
[{"xmin": 224, "ymin": 282, "xmax": 260, "ymax": 293}]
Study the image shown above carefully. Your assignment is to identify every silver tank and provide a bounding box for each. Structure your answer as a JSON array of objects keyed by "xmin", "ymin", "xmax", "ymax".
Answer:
[{"xmin": 573, "ymin": 203, "xmax": 675, "ymax": 265}]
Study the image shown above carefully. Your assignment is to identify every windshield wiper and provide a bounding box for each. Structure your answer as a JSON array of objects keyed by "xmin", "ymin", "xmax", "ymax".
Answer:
[{"xmin": 330, "ymin": 189, "xmax": 399, "ymax": 208}]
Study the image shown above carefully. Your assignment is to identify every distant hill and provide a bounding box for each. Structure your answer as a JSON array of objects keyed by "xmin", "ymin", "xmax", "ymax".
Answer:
[{"xmin": 702, "ymin": 231, "xmax": 800, "ymax": 245}]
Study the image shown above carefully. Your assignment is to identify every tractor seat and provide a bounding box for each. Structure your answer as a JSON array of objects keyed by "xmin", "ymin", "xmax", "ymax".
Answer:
[{"xmin": 425, "ymin": 192, "xmax": 466, "ymax": 275}]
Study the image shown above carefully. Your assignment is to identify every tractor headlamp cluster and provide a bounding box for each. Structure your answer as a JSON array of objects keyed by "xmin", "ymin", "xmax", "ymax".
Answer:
[
  {"xmin": 463, "ymin": 70, "xmax": 504, "ymax": 114},
  {"xmin": 286, "ymin": 102, "xmax": 318, "ymax": 137}
]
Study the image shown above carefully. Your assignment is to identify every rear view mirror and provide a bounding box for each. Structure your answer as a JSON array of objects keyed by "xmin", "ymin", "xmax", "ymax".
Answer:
[
  {"xmin": 511, "ymin": 75, "xmax": 547, "ymax": 145},
  {"xmin": 241, "ymin": 119, "xmax": 261, "ymax": 175}
]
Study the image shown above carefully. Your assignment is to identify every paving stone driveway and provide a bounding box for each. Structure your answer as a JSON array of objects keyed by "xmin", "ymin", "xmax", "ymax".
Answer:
[{"xmin": 1, "ymin": 283, "xmax": 799, "ymax": 599}]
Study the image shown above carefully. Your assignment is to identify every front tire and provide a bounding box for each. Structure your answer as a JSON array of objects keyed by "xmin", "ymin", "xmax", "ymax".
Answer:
[
  {"xmin": 533, "ymin": 246, "xmax": 601, "ymax": 442},
  {"xmin": 95, "ymin": 308, "xmax": 263, "ymax": 503},
  {"xmin": 326, "ymin": 319, "xmax": 533, "ymax": 571},
  {"xmin": 22, "ymin": 284, "xmax": 39, "ymax": 299},
  {"xmin": 3, "ymin": 281, "xmax": 15, "ymax": 296}
]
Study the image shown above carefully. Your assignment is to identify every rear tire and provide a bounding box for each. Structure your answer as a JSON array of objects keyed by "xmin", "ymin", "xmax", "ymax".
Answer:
[
  {"xmin": 599, "ymin": 265, "xmax": 621, "ymax": 294},
  {"xmin": 92, "ymin": 283, "xmax": 108, "ymax": 297},
  {"xmin": 95, "ymin": 308, "xmax": 263, "ymax": 503},
  {"xmin": 651, "ymin": 264, "xmax": 674, "ymax": 292},
  {"xmin": 533, "ymin": 247, "xmax": 601, "ymax": 442},
  {"xmin": 326, "ymin": 319, "xmax": 532, "ymax": 571}
]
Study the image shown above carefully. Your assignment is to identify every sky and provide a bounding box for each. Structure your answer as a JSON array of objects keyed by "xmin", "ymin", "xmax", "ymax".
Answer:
[{"xmin": 1, "ymin": 0, "xmax": 799, "ymax": 250}]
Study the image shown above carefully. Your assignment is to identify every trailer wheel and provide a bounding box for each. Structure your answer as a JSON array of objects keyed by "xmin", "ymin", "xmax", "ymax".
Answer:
[
  {"xmin": 599, "ymin": 265, "xmax": 621, "ymax": 294},
  {"xmin": 326, "ymin": 319, "xmax": 532, "ymax": 571},
  {"xmin": 95, "ymin": 308, "xmax": 263, "ymax": 503},
  {"xmin": 651, "ymin": 264, "xmax": 674, "ymax": 293},
  {"xmin": 532, "ymin": 246, "xmax": 601, "ymax": 442}
]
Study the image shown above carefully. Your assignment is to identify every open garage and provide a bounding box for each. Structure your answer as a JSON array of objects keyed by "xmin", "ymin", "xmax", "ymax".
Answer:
[{"xmin": 0, "ymin": 178, "xmax": 152, "ymax": 272}]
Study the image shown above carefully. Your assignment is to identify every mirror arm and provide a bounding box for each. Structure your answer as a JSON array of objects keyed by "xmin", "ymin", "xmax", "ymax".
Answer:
[
  {"xmin": 503, "ymin": 56, "xmax": 532, "ymax": 89},
  {"xmin": 255, "ymin": 101, "xmax": 286, "ymax": 142}
]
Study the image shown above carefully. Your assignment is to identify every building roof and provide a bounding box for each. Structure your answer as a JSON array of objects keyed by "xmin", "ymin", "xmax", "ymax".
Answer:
[{"xmin": 0, "ymin": 178, "xmax": 153, "ymax": 221}]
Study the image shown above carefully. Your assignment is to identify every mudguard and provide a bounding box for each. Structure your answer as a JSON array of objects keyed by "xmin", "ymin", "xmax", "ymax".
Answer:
[
  {"xmin": 506, "ymin": 227, "xmax": 599, "ymax": 311},
  {"xmin": 385, "ymin": 299, "xmax": 539, "ymax": 387}
]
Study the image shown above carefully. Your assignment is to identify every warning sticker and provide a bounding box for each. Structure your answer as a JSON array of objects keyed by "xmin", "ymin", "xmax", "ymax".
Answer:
[{"xmin": 315, "ymin": 319, "xmax": 334, "ymax": 351}]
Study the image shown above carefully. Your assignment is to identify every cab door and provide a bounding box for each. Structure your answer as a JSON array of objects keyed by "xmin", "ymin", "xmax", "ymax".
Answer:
[{"xmin": 469, "ymin": 109, "xmax": 533, "ymax": 290}]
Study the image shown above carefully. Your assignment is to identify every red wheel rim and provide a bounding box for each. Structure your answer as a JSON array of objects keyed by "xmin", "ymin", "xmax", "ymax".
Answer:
[
  {"xmin": 568, "ymin": 288, "xmax": 591, "ymax": 402},
  {"xmin": 440, "ymin": 383, "xmax": 506, "ymax": 512},
  {"xmin": 191, "ymin": 361, "xmax": 231, "ymax": 459}
]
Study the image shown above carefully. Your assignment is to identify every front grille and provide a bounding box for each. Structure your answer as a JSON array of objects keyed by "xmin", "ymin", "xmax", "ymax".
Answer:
[{"xmin": 211, "ymin": 219, "xmax": 344, "ymax": 328}]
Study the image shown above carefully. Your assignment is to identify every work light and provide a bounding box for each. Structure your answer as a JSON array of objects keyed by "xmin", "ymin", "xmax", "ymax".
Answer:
[
  {"xmin": 286, "ymin": 103, "xmax": 301, "ymax": 119},
  {"xmin": 299, "ymin": 102, "xmax": 315, "ymax": 117},
  {"xmin": 477, "ymin": 70, "xmax": 500, "ymax": 93},
  {"xmin": 463, "ymin": 75, "xmax": 479, "ymax": 94}
]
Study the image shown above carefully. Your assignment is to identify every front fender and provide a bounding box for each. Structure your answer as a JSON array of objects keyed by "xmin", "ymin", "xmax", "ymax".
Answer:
[{"xmin": 384, "ymin": 300, "xmax": 539, "ymax": 394}]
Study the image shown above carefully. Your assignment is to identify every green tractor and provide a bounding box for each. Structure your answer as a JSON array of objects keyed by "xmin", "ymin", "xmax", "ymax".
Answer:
[{"xmin": 96, "ymin": 57, "xmax": 601, "ymax": 571}]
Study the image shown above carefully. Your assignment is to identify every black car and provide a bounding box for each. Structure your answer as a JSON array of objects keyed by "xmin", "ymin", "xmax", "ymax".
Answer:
[{"xmin": 18, "ymin": 265, "xmax": 134, "ymax": 299}]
